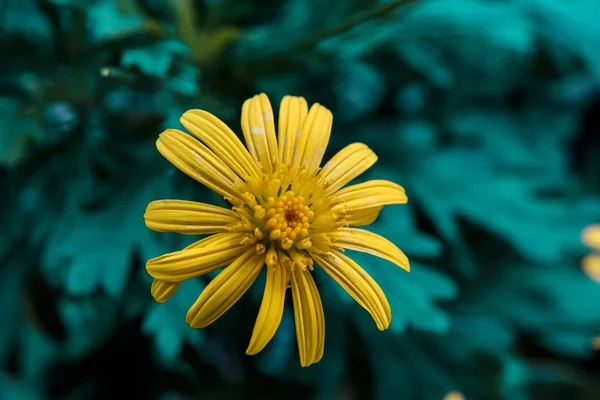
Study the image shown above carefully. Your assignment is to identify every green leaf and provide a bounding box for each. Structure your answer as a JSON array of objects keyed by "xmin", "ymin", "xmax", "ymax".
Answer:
[
  {"xmin": 166, "ymin": 64, "xmax": 201, "ymax": 97},
  {"xmin": 459, "ymin": 261, "xmax": 600, "ymax": 357},
  {"xmin": 334, "ymin": 61, "xmax": 385, "ymax": 121},
  {"xmin": 87, "ymin": 1, "xmax": 146, "ymax": 43},
  {"xmin": 371, "ymin": 203, "xmax": 444, "ymax": 258},
  {"xmin": 121, "ymin": 40, "xmax": 189, "ymax": 77},
  {"xmin": 0, "ymin": 0, "xmax": 53, "ymax": 43},
  {"xmin": 58, "ymin": 295, "xmax": 119, "ymax": 358},
  {"xmin": 0, "ymin": 256, "xmax": 29, "ymax": 364},
  {"xmin": 43, "ymin": 176, "xmax": 173, "ymax": 296},
  {"xmin": 0, "ymin": 98, "xmax": 44, "ymax": 167},
  {"xmin": 351, "ymin": 249, "xmax": 457, "ymax": 334},
  {"xmin": 142, "ymin": 279, "xmax": 204, "ymax": 361},
  {"xmin": 408, "ymin": 150, "xmax": 600, "ymax": 263},
  {"xmin": 447, "ymin": 108, "xmax": 579, "ymax": 171},
  {"xmin": 0, "ymin": 375, "xmax": 45, "ymax": 400},
  {"xmin": 394, "ymin": 0, "xmax": 534, "ymax": 90},
  {"xmin": 18, "ymin": 326, "xmax": 59, "ymax": 378}
]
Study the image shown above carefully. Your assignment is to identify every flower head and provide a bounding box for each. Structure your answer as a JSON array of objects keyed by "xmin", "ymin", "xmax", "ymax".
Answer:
[
  {"xmin": 144, "ymin": 93, "xmax": 410, "ymax": 366},
  {"xmin": 582, "ymin": 224, "xmax": 600, "ymax": 284}
]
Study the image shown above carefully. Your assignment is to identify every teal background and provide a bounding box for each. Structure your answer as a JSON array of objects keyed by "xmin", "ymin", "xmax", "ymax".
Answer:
[{"xmin": 2, "ymin": 0, "xmax": 600, "ymax": 399}]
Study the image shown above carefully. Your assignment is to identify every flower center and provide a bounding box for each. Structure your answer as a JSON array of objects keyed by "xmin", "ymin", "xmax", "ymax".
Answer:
[
  {"xmin": 263, "ymin": 191, "xmax": 313, "ymax": 249},
  {"xmin": 229, "ymin": 166, "xmax": 343, "ymax": 266}
]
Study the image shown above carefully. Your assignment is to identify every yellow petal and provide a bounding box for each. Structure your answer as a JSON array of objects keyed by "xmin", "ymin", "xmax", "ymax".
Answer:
[
  {"xmin": 292, "ymin": 102, "xmax": 333, "ymax": 175},
  {"xmin": 146, "ymin": 232, "xmax": 249, "ymax": 281},
  {"xmin": 311, "ymin": 251, "xmax": 391, "ymax": 330},
  {"xmin": 144, "ymin": 200, "xmax": 239, "ymax": 234},
  {"xmin": 345, "ymin": 206, "xmax": 383, "ymax": 227},
  {"xmin": 582, "ymin": 254, "xmax": 600, "ymax": 284},
  {"xmin": 157, "ymin": 129, "xmax": 243, "ymax": 199},
  {"xmin": 290, "ymin": 268, "xmax": 325, "ymax": 367},
  {"xmin": 582, "ymin": 224, "xmax": 600, "ymax": 251},
  {"xmin": 332, "ymin": 180, "xmax": 407, "ymax": 213},
  {"xmin": 318, "ymin": 143, "xmax": 377, "ymax": 196},
  {"xmin": 180, "ymin": 109, "xmax": 261, "ymax": 181},
  {"xmin": 151, "ymin": 279, "xmax": 181, "ymax": 303},
  {"xmin": 184, "ymin": 232, "xmax": 236, "ymax": 249},
  {"xmin": 278, "ymin": 96, "xmax": 309, "ymax": 165},
  {"xmin": 241, "ymin": 93, "xmax": 278, "ymax": 174},
  {"xmin": 246, "ymin": 264, "xmax": 289, "ymax": 355},
  {"xmin": 329, "ymin": 228, "xmax": 410, "ymax": 272},
  {"xmin": 186, "ymin": 248, "xmax": 265, "ymax": 328}
]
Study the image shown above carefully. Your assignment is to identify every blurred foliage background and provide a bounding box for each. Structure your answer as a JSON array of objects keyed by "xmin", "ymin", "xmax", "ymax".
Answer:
[{"xmin": 2, "ymin": 0, "xmax": 600, "ymax": 399}]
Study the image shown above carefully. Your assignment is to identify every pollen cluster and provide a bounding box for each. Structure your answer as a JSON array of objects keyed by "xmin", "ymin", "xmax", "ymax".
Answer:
[
  {"xmin": 263, "ymin": 191, "xmax": 312, "ymax": 243},
  {"xmin": 234, "ymin": 187, "xmax": 318, "ymax": 254},
  {"xmin": 224, "ymin": 163, "xmax": 345, "ymax": 272}
]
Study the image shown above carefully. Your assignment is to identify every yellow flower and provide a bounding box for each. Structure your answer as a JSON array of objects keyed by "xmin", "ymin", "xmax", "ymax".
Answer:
[
  {"xmin": 442, "ymin": 391, "xmax": 465, "ymax": 400},
  {"xmin": 592, "ymin": 335, "xmax": 600, "ymax": 351},
  {"xmin": 582, "ymin": 224, "xmax": 600, "ymax": 284},
  {"xmin": 144, "ymin": 93, "xmax": 410, "ymax": 367}
]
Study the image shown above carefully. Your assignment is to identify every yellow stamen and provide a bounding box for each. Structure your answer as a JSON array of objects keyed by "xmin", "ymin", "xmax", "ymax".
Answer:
[
  {"xmin": 254, "ymin": 205, "xmax": 265, "ymax": 219},
  {"xmin": 266, "ymin": 245, "xmax": 278, "ymax": 268},
  {"xmin": 242, "ymin": 192, "xmax": 258, "ymax": 208},
  {"xmin": 240, "ymin": 234, "xmax": 257, "ymax": 245},
  {"xmin": 296, "ymin": 238, "xmax": 312, "ymax": 249}
]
